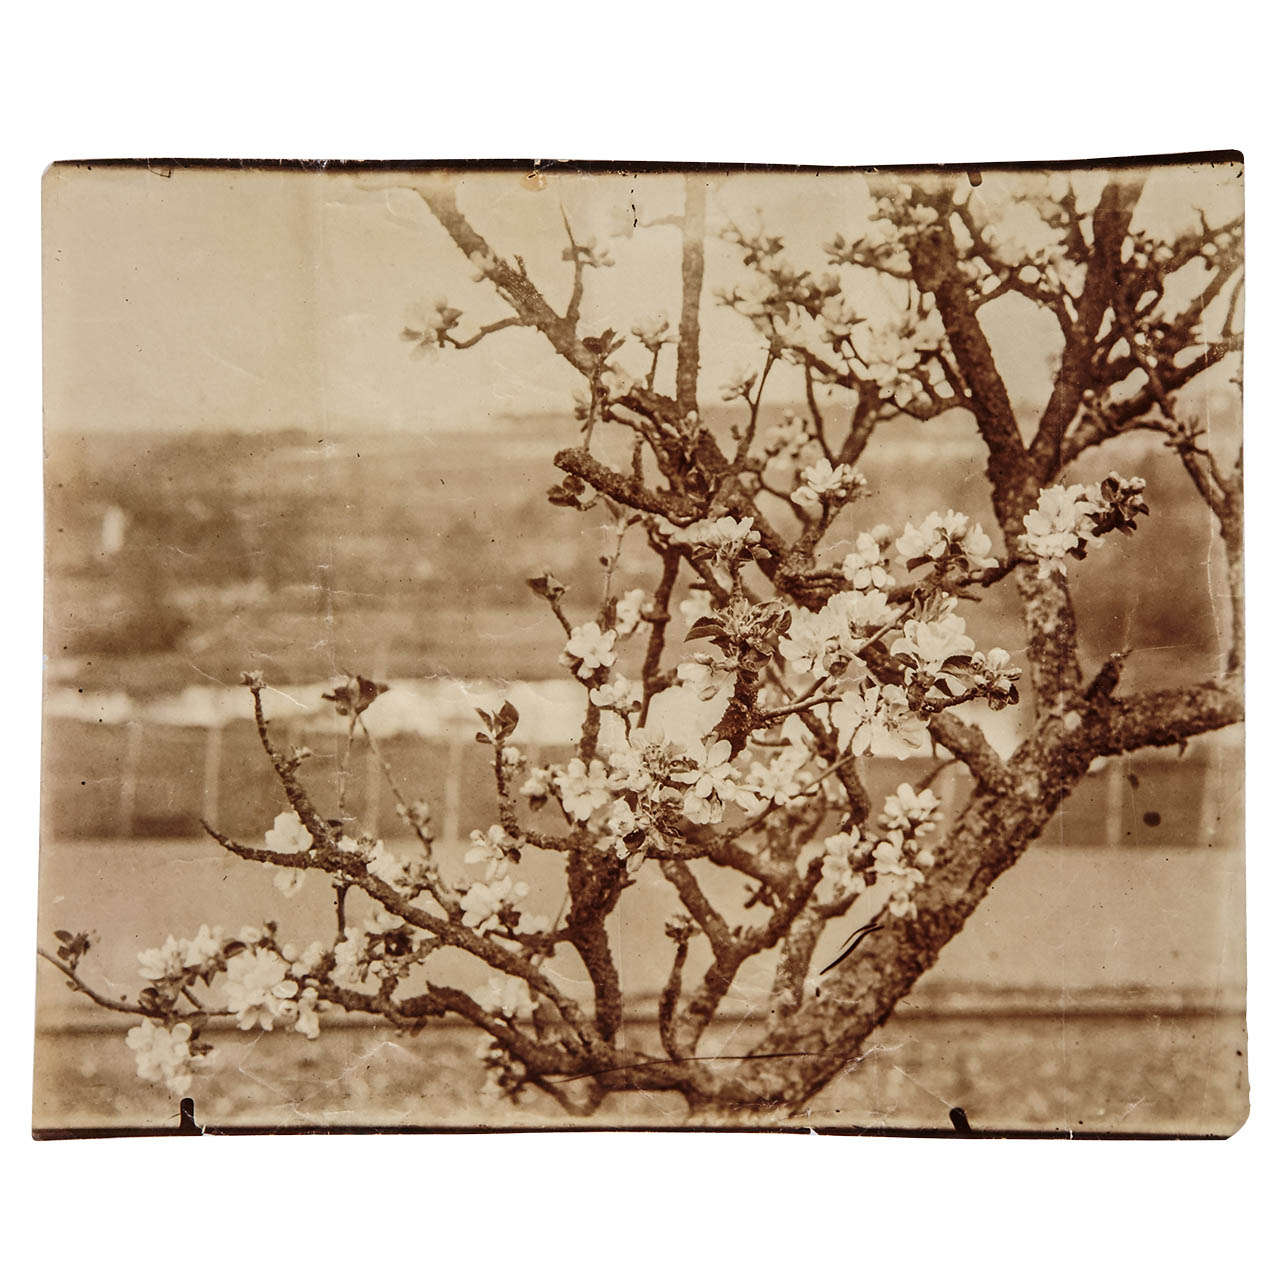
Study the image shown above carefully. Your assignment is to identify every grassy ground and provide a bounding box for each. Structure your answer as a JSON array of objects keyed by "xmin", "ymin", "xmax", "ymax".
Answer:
[{"xmin": 34, "ymin": 1010, "xmax": 1247, "ymax": 1135}]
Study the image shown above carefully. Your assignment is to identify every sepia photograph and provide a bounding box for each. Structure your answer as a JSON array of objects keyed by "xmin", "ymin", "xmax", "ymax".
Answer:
[{"xmin": 36, "ymin": 156, "xmax": 1245, "ymax": 1136}]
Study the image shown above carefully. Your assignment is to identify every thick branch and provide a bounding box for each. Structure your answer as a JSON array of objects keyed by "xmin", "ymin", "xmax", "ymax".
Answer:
[
  {"xmin": 927, "ymin": 711, "xmax": 1010, "ymax": 791},
  {"xmin": 676, "ymin": 177, "xmax": 708, "ymax": 418},
  {"xmin": 1029, "ymin": 175, "xmax": 1144, "ymax": 478},
  {"xmin": 564, "ymin": 847, "xmax": 626, "ymax": 1041},
  {"xmin": 1094, "ymin": 676, "xmax": 1243, "ymax": 757},
  {"xmin": 555, "ymin": 447, "xmax": 701, "ymax": 521},
  {"xmin": 907, "ymin": 209, "xmax": 1033, "ymax": 529},
  {"xmin": 662, "ymin": 862, "xmax": 733, "ymax": 959}
]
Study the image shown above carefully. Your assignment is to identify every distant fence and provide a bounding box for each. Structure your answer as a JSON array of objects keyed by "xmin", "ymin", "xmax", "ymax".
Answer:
[{"xmin": 41, "ymin": 715, "xmax": 1243, "ymax": 849}]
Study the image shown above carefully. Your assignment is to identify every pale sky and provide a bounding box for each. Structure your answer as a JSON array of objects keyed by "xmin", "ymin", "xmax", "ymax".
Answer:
[{"xmin": 42, "ymin": 161, "xmax": 1238, "ymax": 434}]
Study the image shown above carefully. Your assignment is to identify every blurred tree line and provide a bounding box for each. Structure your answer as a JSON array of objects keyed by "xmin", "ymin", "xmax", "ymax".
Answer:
[{"xmin": 44, "ymin": 412, "xmax": 1224, "ymax": 688}]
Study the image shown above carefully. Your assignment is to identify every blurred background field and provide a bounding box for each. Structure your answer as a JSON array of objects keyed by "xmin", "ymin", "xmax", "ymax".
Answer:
[
  {"xmin": 37, "ymin": 408, "xmax": 1247, "ymax": 1133},
  {"xmin": 44, "ymin": 405, "xmax": 1234, "ymax": 696}
]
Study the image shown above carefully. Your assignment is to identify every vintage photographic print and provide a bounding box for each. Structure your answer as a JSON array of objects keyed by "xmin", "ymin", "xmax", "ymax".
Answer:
[{"xmin": 36, "ymin": 157, "xmax": 1245, "ymax": 1135}]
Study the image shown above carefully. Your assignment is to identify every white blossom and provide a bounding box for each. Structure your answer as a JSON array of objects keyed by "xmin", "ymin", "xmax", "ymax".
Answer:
[
  {"xmin": 842, "ymin": 530, "xmax": 896, "ymax": 590},
  {"xmin": 872, "ymin": 829, "xmax": 909, "ymax": 876},
  {"xmin": 885, "ymin": 867, "xmax": 925, "ymax": 917},
  {"xmin": 125, "ymin": 1021, "xmax": 198, "ymax": 1095},
  {"xmin": 1020, "ymin": 474, "xmax": 1148, "ymax": 575},
  {"xmin": 223, "ymin": 948, "xmax": 300, "ymax": 1032},
  {"xmin": 292, "ymin": 987, "xmax": 321, "ymax": 1040},
  {"xmin": 264, "ymin": 810, "xmax": 312, "ymax": 856},
  {"xmin": 853, "ymin": 320, "xmax": 928, "ymax": 406},
  {"xmin": 273, "ymin": 868, "xmax": 307, "ymax": 898},
  {"xmin": 721, "ymin": 368, "xmax": 758, "ymax": 401},
  {"xmin": 561, "ymin": 622, "xmax": 618, "ymax": 678},
  {"xmin": 744, "ymin": 745, "xmax": 813, "ymax": 809},
  {"xmin": 403, "ymin": 298, "xmax": 462, "ymax": 349},
  {"xmin": 1019, "ymin": 484, "xmax": 1098, "ymax": 572},
  {"xmin": 891, "ymin": 610, "xmax": 976, "ymax": 689},
  {"xmin": 791, "ymin": 459, "xmax": 866, "ymax": 507},
  {"xmin": 465, "ymin": 825, "xmax": 518, "ymax": 880},
  {"xmin": 880, "ymin": 783, "xmax": 941, "ymax": 836},
  {"xmin": 825, "ymin": 587, "xmax": 896, "ymax": 633},
  {"xmin": 136, "ymin": 937, "xmax": 187, "ymax": 984},
  {"xmin": 896, "ymin": 510, "xmax": 999, "ymax": 572},
  {"xmin": 817, "ymin": 830, "xmax": 869, "ymax": 903},
  {"xmin": 520, "ymin": 767, "xmax": 554, "ymax": 804},
  {"xmin": 820, "ymin": 296, "xmax": 861, "ymax": 342},
  {"xmin": 600, "ymin": 369, "xmax": 633, "ymax": 401},
  {"xmin": 590, "ymin": 675, "xmax": 641, "ymax": 711},
  {"xmin": 460, "ymin": 876, "xmax": 529, "ymax": 935},
  {"xmin": 138, "ymin": 926, "xmax": 226, "ymax": 981},
  {"xmin": 677, "ymin": 589, "xmax": 714, "ymax": 631},
  {"xmin": 554, "ymin": 757, "xmax": 614, "ymax": 822},
  {"xmin": 871, "ymin": 823, "xmax": 931, "ymax": 915},
  {"xmin": 673, "ymin": 739, "xmax": 754, "ymax": 824},
  {"xmin": 596, "ymin": 797, "xmax": 646, "ymax": 867},
  {"xmin": 613, "ymin": 588, "xmax": 647, "ymax": 637},
  {"xmin": 289, "ymin": 941, "xmax": 327, "ymax": 978},
  {"xmin": 630, "ymin": 314, "xmax": 670, "ymax": 349},
  {"xmin": 468, "ymin": 250, "xmax": 499, "ymax": 281},
  {"xmin": 180, "ymin": 924, "xmax": 223, "ymax": 969},
  {"xmin": 677, "ymin": 657, "xmax": 735, "ymax": 703},
  {"xmin": 959, "ymin": 522, "xmax": 998, "ymax": 568},
  {"xmin": 607, "ymin": 728, "xmax": 687, "ymax": 803},
  {"xmin": 477, "ymin": 975, "xmax": 536, "ymax": 1021},
  {"xmin": 760, "ymin": 412, "xmax": 812, "ymax": 459},
  {"xmin": 778, "ymin": 589, "xmax": 890, "ymax": 678},
  {"xmin": 971, "ymin": 647, "xmax": 1022, "ymax": 704},
  {"xmin": 831, "ymin": 684, "xmax": 929, "ymax": 758},
  {"xmin": 331, "ymin": 928, "xmax": 367, "ymax": 986},
  {"xmin": 673, "ymin": 515, "xmax": 761, "ymax": 563},
  {"xmin": 517, "ymin": 909, "xmax": 551, "ymax": 935},
  {"xmin": 365, "ymin": 839, "xmax": 409, "ymax": 888},
  {"xmin": 778, "ymin": 608, "xmax": 839, "ymax": 676}
]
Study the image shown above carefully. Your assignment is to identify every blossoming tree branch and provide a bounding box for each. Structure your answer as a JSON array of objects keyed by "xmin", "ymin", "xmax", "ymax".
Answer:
[{"xmin": 42, "ymin": 169, "xmax": 1243, "ymax": 1118}]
